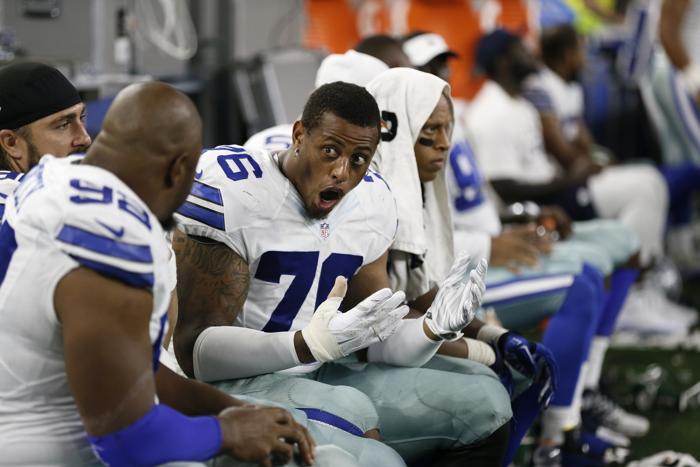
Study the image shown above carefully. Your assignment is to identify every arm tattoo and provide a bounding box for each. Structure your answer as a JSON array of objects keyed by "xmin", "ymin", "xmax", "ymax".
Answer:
[{"xmin": 171, "ymin": 229, "xmax": 249, "ymax": 376}]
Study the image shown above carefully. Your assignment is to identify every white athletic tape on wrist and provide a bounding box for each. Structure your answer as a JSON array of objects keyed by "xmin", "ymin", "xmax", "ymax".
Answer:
[
  {"xmin": 301, "ymin": 297, "xmax": 344, "ymax": 362},
  {"xmin": 681, "ymin": 62, "xmax": 700, "ymax": 96},
  {"xmin": 464, "ymin": 338, "xmax": 497, "ymax": 366},
  {"xmin": 476, "ymin": 324, "xmax": 508, "ymax": 344}
]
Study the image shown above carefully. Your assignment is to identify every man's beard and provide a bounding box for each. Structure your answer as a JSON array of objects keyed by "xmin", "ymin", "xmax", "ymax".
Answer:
[
  {"xmin": 512, "ymin": 62, "xmax": 539, "ymax": 84},
  {"xmin": 23, "ymin": 140, "xmax": 43, "ymax": 172},
  {"xmin": 24, "ymin": 140, "xmax": 90, "ymax": 171},
  {"xmin": 567, "ymin": 70, "xmax": 582, "ymax": 83}
]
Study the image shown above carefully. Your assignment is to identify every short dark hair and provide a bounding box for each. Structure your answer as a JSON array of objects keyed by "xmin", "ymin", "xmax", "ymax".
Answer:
[
  {"xmin": 540, "ymin": 25, "xmax": 580, "ymax": 66},
  {"xmin": 354, "ymin": 35, "xmax": 403, "ymax": 62},
  {"xmin": 301, "ymin": 82, "xmax": 380, "ymax": 138}
]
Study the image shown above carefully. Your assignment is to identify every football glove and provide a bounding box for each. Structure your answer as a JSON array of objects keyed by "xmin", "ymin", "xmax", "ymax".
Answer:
[
  {"xmin": 424, "ymin": 254, "xmax": 488, "ymax": 341},
  {"xmin": 302, "ymin": 277, "xmax": 409, "ymax": 362},
  {"xmin": 493, "ymin": 333, "xmax": 558, "ymax": 409}
]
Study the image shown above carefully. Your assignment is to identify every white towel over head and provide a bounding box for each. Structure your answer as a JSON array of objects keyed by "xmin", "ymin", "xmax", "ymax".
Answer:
[{"xmin": 366, "ymin": 67, "xmax": 455, "ymax": 299}]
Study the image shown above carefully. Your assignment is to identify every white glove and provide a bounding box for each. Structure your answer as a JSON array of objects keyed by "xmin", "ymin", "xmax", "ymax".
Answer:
[
  {"xmin": 301, "ymin": 277, "xmax": 409, "ymax": 362},
  {"xmin": 424, "ymin": 254, "xmax": 488, "ymax": 341}
]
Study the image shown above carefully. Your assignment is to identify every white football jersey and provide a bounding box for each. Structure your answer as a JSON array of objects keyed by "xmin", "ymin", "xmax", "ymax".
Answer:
[
  {"xmin": 524, "ymin": 68, "xmax": 584, "ymax": 142},
  {"xmin": 244, "ymin": 123, "xmax": 294, "ymax": 152},
  {"xmin": 468, "ymin": 81, "xmax": 559, "ymax": 185},
  {"xmin": 175, "ymin": 146, "xmax": 397, "ymax": 369},
  {"xmin": 0, "ymin": 170, "xmax": 24, "ymax": 219},
  {"xmin": 0, "ymin": 156, "xmax": 172, "ymax": 464}
]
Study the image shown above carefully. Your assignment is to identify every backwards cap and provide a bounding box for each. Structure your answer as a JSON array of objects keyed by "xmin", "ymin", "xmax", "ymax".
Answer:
[
  {"xmin": 474, "ymin": 29, "xmax": 520, "ymax": 74},
  {"xmin": 403, "ymin": 33, "xmax": 457, "ymax": 68},
  {"xmin": 0, "ymin": 62, "xmax": 81, "ymax": 130}
]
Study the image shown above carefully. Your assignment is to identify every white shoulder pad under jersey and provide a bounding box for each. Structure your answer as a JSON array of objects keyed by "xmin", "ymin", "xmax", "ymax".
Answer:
[
  {"xmin": 0, "ymin": 156, "xmax": 171, "ymax": 455},
  {"xmin": 244, "ymin": 123, "xmax": 294, "ymax": 152},
  {"xmin": 176, "ymin": 145, "xmax": 398, "ymax": 334},
  {"xmin": 175, "ymin": 144, "xmax": 287, "ymax": 255},
  {"xmin": 0, "ymin": 171, "xmax": 23, "ymax": 219}
]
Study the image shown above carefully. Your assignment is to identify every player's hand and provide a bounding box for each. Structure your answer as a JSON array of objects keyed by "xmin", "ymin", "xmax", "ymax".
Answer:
[
  {"xmin": 218, "ymin": 405, "xmax": 316, "ymax": 466},
  {"xmin": 494, "ymin": 333, "xmax": 558, "ymax": 409},
  {"xmin": 302, "ymin": 277, "xmax": 409, "ymax": 362},
  {"xmin": 490, "ymin": 229, "xmax": 541, "ymax": 272},
  {"xmin": 424, "ymin": 254, "xmax": 487, "ymax": 340},
  {"xmin": 538, "ymin": 205, "xmax": 572, "ymax": 239}
]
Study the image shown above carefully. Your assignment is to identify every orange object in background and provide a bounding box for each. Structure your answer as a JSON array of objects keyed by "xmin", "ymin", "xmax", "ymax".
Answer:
[
  {"xmin": 405, "ymin": 0, "xmax": 484, "ymax": 100},
  {"xmin": 497, "ymin": 0, "xmax": 538, "ymax": 50},
  {"xmin": 498, "ymin": 0, "xmax": 530, "ymax": 35},
  {"xmin": 303, "ymin": 0, "xmax": 536, "ymax": 100},
  {"xmin": 304, "ymin": 0, "xmax": 361, "ymax": 53},
  {"xmin": 356, "ymin": 0, "xmax": 392, "ymax": 38}
]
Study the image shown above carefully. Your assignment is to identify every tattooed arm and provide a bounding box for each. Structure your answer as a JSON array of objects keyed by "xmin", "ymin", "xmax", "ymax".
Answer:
[
  {"xmin": 172, "ymin": 229, "xmax": 305, "ymax": 381},
  {"xmin": 172, "ymin": 229, "xmax": 251, "ymax": 377}
]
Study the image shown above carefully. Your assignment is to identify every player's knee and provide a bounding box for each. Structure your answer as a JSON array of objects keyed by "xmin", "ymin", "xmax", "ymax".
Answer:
[
  {"xmin": 634, "ymin": 166, "xmax": 669, "ymax": 206},
  {"xmin": 456, "ymin": 374, "xmax": 512, "ymax": 444},
  {"xmin": 312, "ymin": 445, "xmax": 363, "ymax": 467},
  {"xmin": 582, "ymin": 249, "xmax": 614, "ymax": 276},
  {"xmin": 420, "ymin": 371, "xmax": 512, "ymax": 446},
  {"xmin": 306, "ymin": 416, "xmax": 405, "ymax": 467}
]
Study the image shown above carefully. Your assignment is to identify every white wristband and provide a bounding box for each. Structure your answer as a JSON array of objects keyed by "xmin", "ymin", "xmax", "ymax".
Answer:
[
  {"xmin": 464, "ymin": 338, "xmax": 496, "ymax": 366},
  {"xmin": 680, "ymin": 62, "xmax": 700, "ymax": 96},
  {"xmin": 366, "ymin": 318, "xmax": 441, "ymax": 367},
  {"xmin": 476, "ymin": 324, "xmax": 508, "ymax": 344}
]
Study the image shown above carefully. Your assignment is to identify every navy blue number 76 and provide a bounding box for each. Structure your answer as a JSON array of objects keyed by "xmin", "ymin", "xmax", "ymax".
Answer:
[{"xmin": 258, "ymin": 251, "xmax": 363, "ymax": 332}]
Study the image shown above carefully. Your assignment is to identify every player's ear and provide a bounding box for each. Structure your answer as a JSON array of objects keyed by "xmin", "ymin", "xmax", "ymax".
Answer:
[
  {"xmin": 0, "ymin": 129, "xmax": 24, "ymax": 165},
  {"xmin": 165, "ymin": 152, "xmax": 188, "ymax": 188},
  {"xmin": 291, "ymin": 120, "xmax": 305, "ymax": 149}
]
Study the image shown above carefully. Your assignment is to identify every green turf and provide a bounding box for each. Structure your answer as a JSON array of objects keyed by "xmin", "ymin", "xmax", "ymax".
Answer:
[
  {"xmin": 590, "ymin": 277, "xmax": 700, "ymax": 460},
  {"xmin": 603, "ymin": 347, "xmax": 700, "ymax": 458},
  {"xmin": 514, "ymin": 278, "xmax": 700, "ymax": 464}
]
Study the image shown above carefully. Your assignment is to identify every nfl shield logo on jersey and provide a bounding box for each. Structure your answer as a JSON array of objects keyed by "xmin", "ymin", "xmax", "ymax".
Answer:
[{"xmin": 320, "ymin": 222, "xmax": 330, "ymax": 239}]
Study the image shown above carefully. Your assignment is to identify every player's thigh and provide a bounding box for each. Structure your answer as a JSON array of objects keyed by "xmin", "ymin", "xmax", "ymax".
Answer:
[
  {"xmin": 209, "ymin": 445, "xmax": 365, "ymax": 467},
  {"xmin": 587, "ymin": 165, "xmax": 667, "ymax": 221},
  {"xmin": 552, "ymin": 238, "xmax": 615, "ymax": 276},
  {"xmin": 224, "ymin": 389, "xmax": 404, "ymax": 467},
  {"xmin": 216, "ymin": 373, "xmax": 379, "ymax": 434},
  {"xmin": 485, "ymin": 262, "xmax": 579, "ymax": 329},
  {"xmin": 316, "ymin": 360, "xmax": 512, "ymax": 458},
  {"xmin": 570, "ymin": 219, "xmax": 639, "ymax": 267},
  {"xmin": 232, "ymin": 394, "xmax": 310, "ymax": 427}
]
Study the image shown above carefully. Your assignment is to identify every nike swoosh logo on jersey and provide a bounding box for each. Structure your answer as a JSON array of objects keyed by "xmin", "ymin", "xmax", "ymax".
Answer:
[{"xmin": 96, "ymin": 220, "xmax": 125, "ymax": 238}]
